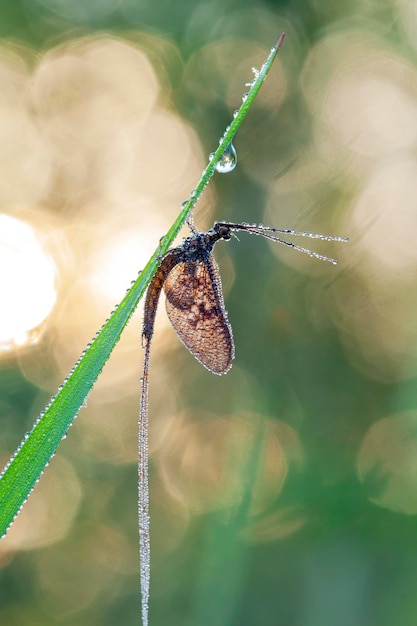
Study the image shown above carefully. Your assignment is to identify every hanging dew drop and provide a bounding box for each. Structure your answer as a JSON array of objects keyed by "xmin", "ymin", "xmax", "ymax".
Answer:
[{"xmin": 215, "ymin": 143, "xmax": 237, "ymax": 174}]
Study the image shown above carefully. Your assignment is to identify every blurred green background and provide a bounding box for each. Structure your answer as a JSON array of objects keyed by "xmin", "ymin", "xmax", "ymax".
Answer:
[{"xmin": 1, "ymin": 0, "xmax": 417, "ymax": 625}]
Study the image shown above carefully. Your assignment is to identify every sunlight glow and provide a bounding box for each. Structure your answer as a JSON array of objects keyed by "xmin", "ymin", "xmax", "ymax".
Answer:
[
  {"xmin": 0, "ymin": 215, "xmax": 57, "ymax": 349},
  {"xmin": 88, "ymin": 228, "xmax": 157, "ymax": 303}
]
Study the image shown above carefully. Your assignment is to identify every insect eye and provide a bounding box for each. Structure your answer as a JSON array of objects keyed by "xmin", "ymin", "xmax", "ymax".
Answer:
[{"xmin": 215, "ymin": 224, "xmax": 231, "ymax": 239}]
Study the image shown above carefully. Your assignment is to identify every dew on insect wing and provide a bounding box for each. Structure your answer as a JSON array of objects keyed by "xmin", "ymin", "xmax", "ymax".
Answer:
[{"xmin": 215, "ymin": 143, "xmax": 237, "ymax": 174}]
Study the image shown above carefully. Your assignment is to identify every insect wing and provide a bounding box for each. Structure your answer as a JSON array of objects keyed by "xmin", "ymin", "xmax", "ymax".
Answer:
[{"xmin": 164, "ymin": 256, "xmax": 234, "ymax": 374}]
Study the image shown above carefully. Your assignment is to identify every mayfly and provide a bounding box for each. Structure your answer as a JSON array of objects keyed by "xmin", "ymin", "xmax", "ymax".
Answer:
[{"xmin": 138, "ymin": 220, "xmax": 348, "ymax": 625}]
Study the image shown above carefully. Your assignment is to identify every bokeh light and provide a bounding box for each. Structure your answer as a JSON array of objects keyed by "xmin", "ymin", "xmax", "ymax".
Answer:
[
  {"xmin": 158, "ymin": 412, "xmax": 292, "ymax": 516},
  {"xmin": 357, "ymin": 412, "xmax": 417, "ymax": 514},
  {"xmin": 0, "ymin": 214, "xmax": 57, "ymax": 349}
]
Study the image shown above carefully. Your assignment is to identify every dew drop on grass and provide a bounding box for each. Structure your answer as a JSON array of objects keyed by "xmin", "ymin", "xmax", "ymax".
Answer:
[{"xmin": 215, "ymin": 143, "xmax": 237, "ymax": 174}]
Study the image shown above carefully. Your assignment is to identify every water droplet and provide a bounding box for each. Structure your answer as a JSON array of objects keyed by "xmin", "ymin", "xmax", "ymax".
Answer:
[{"xmin": 215, "ymin": 143, "xmax": 237, "ymax": 174}]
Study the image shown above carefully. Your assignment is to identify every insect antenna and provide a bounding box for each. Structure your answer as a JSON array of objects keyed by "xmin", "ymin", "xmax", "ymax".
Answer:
[{"xmin": 216, "ymin": 222, "xmax": 349, "ymax": 265}]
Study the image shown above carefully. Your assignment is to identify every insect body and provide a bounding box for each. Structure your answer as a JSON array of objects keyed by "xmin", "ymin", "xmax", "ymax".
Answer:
[
  {"xmin": 142, "ymin": 223, "xmax": 234, "ymax": 375},
  {"xmin": 142, "ymin": 221, "xmax": 346, "ymax": 373},
  {"xmin": 138, "ymin": 220, "xmax": 348, "ymax": 626}
]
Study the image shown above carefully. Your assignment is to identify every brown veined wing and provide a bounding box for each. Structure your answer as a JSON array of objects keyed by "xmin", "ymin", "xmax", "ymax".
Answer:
[{"xmin": 163, "ymin": 256, "xmax": 234, "ymax": 374}]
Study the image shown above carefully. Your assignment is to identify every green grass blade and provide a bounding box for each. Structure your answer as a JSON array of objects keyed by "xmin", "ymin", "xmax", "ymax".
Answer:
[{"xmin": 0, "ymin": 33, "xmax": 285, "ymax": 537}]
